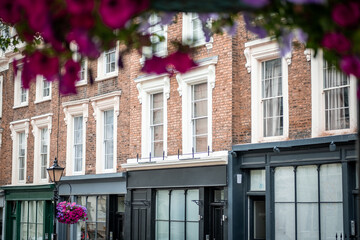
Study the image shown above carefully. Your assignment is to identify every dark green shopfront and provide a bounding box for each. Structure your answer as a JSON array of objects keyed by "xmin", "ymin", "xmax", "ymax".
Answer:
[{"xmin": 2, "ymin": 184, "xmax": 55, "ymax": 240}]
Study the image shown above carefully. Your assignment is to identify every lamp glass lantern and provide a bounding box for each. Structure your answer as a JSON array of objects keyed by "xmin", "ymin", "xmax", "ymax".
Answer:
[{"xmin": 47, "ymin": 158, "xmax": 64, "ymax": 184}]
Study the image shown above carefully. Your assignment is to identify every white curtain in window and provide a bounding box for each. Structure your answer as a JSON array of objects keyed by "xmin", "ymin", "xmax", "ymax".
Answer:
[{"xmin": 262, "ymin": 58, "xmax": 283, "ymax": 137}]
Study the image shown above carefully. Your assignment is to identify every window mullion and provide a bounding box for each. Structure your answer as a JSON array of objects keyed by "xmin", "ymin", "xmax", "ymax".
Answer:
[{"xmin": 169, "ymin": 190, "xmax": 172, "ymax": 240}]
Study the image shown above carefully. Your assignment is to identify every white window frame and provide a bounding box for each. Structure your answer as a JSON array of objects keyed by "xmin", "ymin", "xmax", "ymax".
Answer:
[
  {"xmin": 311, "ymin": 51, "xmax": 357, "ymax": 137},
  {"xmin": 76, "ymin": 59, "xmax": 88, "ymax": 86},
  {"xmin": 63, "ymin": 99, "xmax": 89, "ymax": 176},
  {"xmin": 91, "ymin": 91, "xmax": 121, "ymax": 173},
  {"xmin": 13, "ymin": 69, "xmax": 29, "ymax": 109},
  {"xmin": 136, "ymin": 74, "xmax": 169, "ymax": 159},
  {"xmin": 96, "ymin": 44, "xmax": 119, "ymax": 81},
  {"xmin": 244, "ymin": 38, "xmax": 290, "ymax": 143},
  {"xmin": 176, "ymin": 58, "xmax": 217, "ymax": 156},
  {"xmin": 31, "ymin": 114, "xmax": 52, "ymax": 184},
  {"xmin": 0, "ymin": 75, "xmax": 3, "ymax": 118},
  {"xmin": 141, "ymin": 14, "xmax": 168, "ymax": 64},
  {"xmin": 10, "ymin": 119, "xmax": 29, "ymax": 185},
  {"xmin": 35, "ymin": 76, "xmax": 51, "ymax": 104},
  {"xmin": 182, "ymin": 13, "xmax": 213, "ymax": 49}
]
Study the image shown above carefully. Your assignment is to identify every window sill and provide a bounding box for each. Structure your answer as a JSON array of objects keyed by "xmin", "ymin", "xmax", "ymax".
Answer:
[
  {"xmin": 76, "ymin": 80, "xmax": 87, "ymax": 87},
  {"xmin": 34, "ymin": 98, "xmax": 51, "ymax": 104},
  {"xmin": 95, "ymin": 72, "xmax": 118, "ymax": 82},
  {"xmin": 255, "ymin": 135, "xmax": 288, "ymax": 143},
  {"xmin": 314, "ymin": 128, "xmax": 357, "ymax": 138},
  {"xmin": 13, "ymin": 103, "xmax": 29, "ymax": 109}
]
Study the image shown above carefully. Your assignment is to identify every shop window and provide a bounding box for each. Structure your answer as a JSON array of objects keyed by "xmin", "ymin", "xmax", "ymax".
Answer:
[
  {"xmin": 274, "ymin": 164, "xmax": 343, "ymax": 239},
  {"xmin": 20, "ymin": 201, "xmax": 45, "ymax": 240},
  {"xmin": 250, "ymin": 169, "xmax": 266, "ymax": 191},
  {"xmin": 155, "ymin": 189, "xmax": 200, "ymax": 240},
  {"xmin": 76, "ymin": 195, "xmax": 107, "ymax": 240}
]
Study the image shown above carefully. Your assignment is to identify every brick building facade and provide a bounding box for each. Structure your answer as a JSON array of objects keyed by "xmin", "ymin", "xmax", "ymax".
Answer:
[{"xmin": 0, "ymin": 13, "xmax": 357, "ymax": 240}]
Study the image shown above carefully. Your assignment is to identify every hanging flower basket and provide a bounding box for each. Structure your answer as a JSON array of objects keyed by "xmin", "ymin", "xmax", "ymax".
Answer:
[{"xmin": 56, "ymin": 201, "xmax": 88, "ymax": 224}]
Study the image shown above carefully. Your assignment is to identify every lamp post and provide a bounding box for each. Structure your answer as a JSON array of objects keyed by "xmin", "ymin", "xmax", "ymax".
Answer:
[{"xmin": 47, "ymin": 158, "xmax": 64, "ymax": 240}]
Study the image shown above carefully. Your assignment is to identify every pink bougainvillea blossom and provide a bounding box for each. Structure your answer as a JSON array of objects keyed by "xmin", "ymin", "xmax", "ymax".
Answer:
[
  {"xmin": 142, "ymin": 56, "xmax": 168, "ymax": 75},
  {"xmin": 167, "ymin": 51, "xmax": 198, "ymax": 74},
  {"xmin": 340, "ymin": 55, "xmax": 360, "ymax": 78},
  {"xmin": 28, "ymin": 51, "xmax": 59, "ymax": 81},
  {"xmin": 332, "ymin": 2, "xmax": 360, "ymax": 28},
  {"xmin": 0, "ymin": 0, "xmax": 22, "ymax": 24},
  {"xmin": 67, "ymin": 30, "xmax": 100, "ymax": 58},
  {"xmin": 60, "ymin": 59, "xmax": 81, "ymax": 94},
  {"xmin": 321, "ymin": 33, "xmax": 352, "ymax": 53},
  {"xmin": 99, "ymin": 0, "xmax": 149, "ymax": 29},
  {"xmin": 70, "ymin": 13, "xmax": 95, "ymax": 30},
  {"xmin": 66, "ymin": 0, "xmax": 94, "ymax": 14}
]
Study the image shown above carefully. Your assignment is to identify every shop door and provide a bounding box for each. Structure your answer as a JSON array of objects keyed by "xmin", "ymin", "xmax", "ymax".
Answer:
[
  {"xmin": 211, "ymin": 205, "xmax": 224, "ymax": 240},
  {"xmin": 131, "ymin": 206, "xmax": 147, "ymax": 240},
  {"xmin": 249, "ymin": 196, "xmax": 266, "ymax": 240}
]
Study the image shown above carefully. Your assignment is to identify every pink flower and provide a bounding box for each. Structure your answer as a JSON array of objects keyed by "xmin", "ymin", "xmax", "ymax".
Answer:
[
  {"xmin": 28, "ymin": 51, "xmax": 59, "ymax": 81},
  {"xmin": 66, "ymin": 0, "xmax": 94, "ymax": 14},
  {"xmin": 167, "ymin": 51, "xmax": 198, "ymax": 73},
  {"xmin": 99, "ymin": 0, "xmax": 149, "ymax": 29},
  {"xmin": 67, "ymin": 30, "xmax": 100, "ymax": 58},
  {"xmin": 70, "ymin": 13, "xmax": 95, "ymax": 30},
  {"xmin": 0, "ymin": 0, "xmax": 22, "ymax": 24},
  {"xmin": 60, "ymin": 59, "xmax": 80, "ymax": 95},
  {"xmin": 332, "ymin": 2, "xmax": 360, "ymax": 27},
  {"xmin": 142, "ymin": 56, "xmax": 168, "ymax": 74},
  {"xmin": 340, "ymin": 55, "xmax": 360, "ymax": 78},
  {"xmin": 321, "ymin": 33, "xmax": 351, "ymax": 53},
  {"xmin": 21, "ymin": 0, "xmax": 49, "ymax": 33}
]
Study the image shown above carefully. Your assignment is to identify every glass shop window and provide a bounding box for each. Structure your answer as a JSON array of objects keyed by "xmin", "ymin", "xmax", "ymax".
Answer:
[{"xmin": 250, "ymin": 169, "xmax": 266, "ymax": 191}]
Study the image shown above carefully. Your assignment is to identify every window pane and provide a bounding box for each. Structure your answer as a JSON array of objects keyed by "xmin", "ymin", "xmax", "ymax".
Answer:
[
  {"xmin": 97, "ymin": 222, "xmax": 106, "ymax": 239},
  {"xmin": 156, "ymin": 221, "xmax": 169, "ymax": 240},
  {"xmin": 153, "ymin": 125, "xmax": 163, "ymax": 141},
  {"xmin": 195, "ymin": 135, "xmax": 207, "ymax": 153},
  {"xmin": 186, "ymin": 222, "xmax": 199, "ymax": 240},
  {"xmin": 194, "ymin": 118, "xmax": 207, "ymax": 135},
  {"xmin": 87, "ymin": 223, "xmax": 96, "ymax": 239},
  {"xmin": 320, "ymin": 164, "xmax": 342, "ymax": 202},
  {"xmin": 152, "ymin": 93, "xmax": 163, "ymax": 109},
  {"xmin": 275, "ymin": 167, "xmax": 295, "ymax": 202},
  {"xmin": 98, "ymin": 196, "xmax": 107, "ymax": 222},
  {"xmin": 320, "ymin": 203, "xmax": 343, "ymax": 240},
  {"xmin": 170, "ymin": 190, "xmax": 185, "ymax": 221},
  {"xmin": 186, "ymin": 190, "xmax": 199, "ymax": 221},
  {"xmin": 152, "ymin": 109, "xmax": 163, "ymax": 125},
  {"xmin": 193, "ymin": 83, "xmax": 207, "ymax": 100},
  {"xmin": 275, "ymin": 203, "xmax": 295, "ymax": 240},
  {"xmin": 297, "ymin": 203, "xmax": 319, "ymax": 240},
  {"xmin": 297, "ymin": 165, "xmax": 318, "ymax": 202},
  {"xmin": 87, "ymin": 196, "xmax": 97, "ymax": 222},
  {"xmin": 194, "ymin": 100, "xmax": 207, "ymax": 118},
  {"xmin": 153, "ymin": 142, "xmax": 163, "ymax": 158},
  {"xmin": 250, "ymin": 169, "xmax": 266, "ymax": 191},
  {"xmin": 254, "ymin": 200, "xmax": 266, "ymax": 239},
  {"xmin": 156, "ymin": 190, "xmax": 169, "ymax": 220},
  {"xmin": 170, "ymin": 222, "xmax": 185, "ymax": 240}
]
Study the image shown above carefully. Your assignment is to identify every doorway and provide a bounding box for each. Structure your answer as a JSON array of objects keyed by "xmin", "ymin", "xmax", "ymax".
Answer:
[{"xmin": 249, "ymin": 196, "xmax": 266, "ymax": 240}]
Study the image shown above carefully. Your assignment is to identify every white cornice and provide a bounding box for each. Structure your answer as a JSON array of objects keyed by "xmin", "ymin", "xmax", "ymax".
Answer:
[
  {"xmin": 62, "ymin": 98, "xmax": 89, "ymax": 107},
  {"xmin": 89, "ymin": 90, "xmax": 122, "ymax": 102}
]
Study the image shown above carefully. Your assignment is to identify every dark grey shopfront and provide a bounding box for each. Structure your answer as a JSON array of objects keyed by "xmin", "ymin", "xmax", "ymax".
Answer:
[
  {"xmin": 58, "ymin": 173, "xmax": 127, "ymax": 240},
  {"xmin": 228, "ymin": 134, "xmax": 359, "ymax": 240},
  {"xmin": 125, "ymin": 165, "xmax": 228, "ymax": 240}
]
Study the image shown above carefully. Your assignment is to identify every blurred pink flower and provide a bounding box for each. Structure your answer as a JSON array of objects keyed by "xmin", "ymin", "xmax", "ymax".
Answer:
[
  {"xmin": 67, "ymin": 30, "xmax": 100, "ymax": 58},
  {"xmin": 29, "ymin": 51, "xmax": 59, "ymax": 81},
  {"xmin": 70, "ymin": 13, "xmax": 95, "ymax": 30},
  {"xmin": 0, "ymin": 0, "xmax": 22, "ymax": 24},
  {"xmin": 332, "ymin": 2, "xmax": 360, "ymax": 27},
  {"xmin": 99, "ymin": 0, "xmax": 149, "ymax": 29},
  {"xmin": 21, "ymin": 0, "xmax": 49, "ymax": 33},
  {"xmin": 340, "ymin": 55, "xmax": 360, "ymax": 78},
  {"xmin": 66, "ymin": 0, "xmax": 94, "ymax": 14},
  {"xmin": 321, "ymin": 33, "xmax": 351, "ymax": 53},
  {"xmin": 167, "ymin": 51, "xmax": 197, "ymax": 73},
  {"xmin": 60, "ymin": 59, "xmax": 80, "ymax": 94},
  {"xmin": 142, "ymin": 56, "xmax": 168, "ymax": 74}
]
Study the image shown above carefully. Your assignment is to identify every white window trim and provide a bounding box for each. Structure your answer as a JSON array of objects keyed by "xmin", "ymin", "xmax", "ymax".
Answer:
[
  {"xmin": 63, "ymin": 99, "xmax": 89, "ymax": 176},
  {"xmin": 182, "ymin": 13, "xmax": 213, "ymax": 50},
  {"xmin": 0, "ymin": 128, "xmax": 3, "ymax": 148},
  {"xmin": 90, "ymin": 91, "xmax": 121, "ymax": 174},
  {"xmin": 95, "ymin": 44, "xmax": 119, "ymax": 82},
  {"xmin": 31, "ymin": 113, "xmax": 52, "ymax": 184},
  {"xmin": 136, "ymin": 74, "xmax": 169, "ymax": 159},
  {"xmin": 176, "ymin": 58, "xmax": 217, "ymax": 156},
  {"xmin": 34, "ymin": 76, "xmax": 52, "ymax": 104},
  {"xmin": 13, "ymin": 69, "xmax": 29, "ymax": 109},
  {"xmin": 10, "ymin": 118, "xmax": 29, "ymax": 185},
  {"xmin": 311, "ymin": 51, "xmax": 357, "ymax": 137},
  {"xmin": 244, "ymin": 38, "xmax": 290, "ymax": 143},
  {"xmin": 0, "ymin": 75, "xmax": 3, "ymax": 118},
  {"xmin": 76, "ymin": 59, "xmax": 88, "ymax": 86}
]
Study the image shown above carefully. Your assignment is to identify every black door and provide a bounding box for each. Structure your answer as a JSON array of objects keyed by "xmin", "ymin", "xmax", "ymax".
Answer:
[
  {"xmin": 131, "ymin": 206, "xmax": 147, "ymax": 240},
  {"xmin": 249, "ymin": 196, "xmax": 266, "ymax": 240},
  {"xmin": 211, "ymin": 205, "xmax": 224, "ymax": 240}
]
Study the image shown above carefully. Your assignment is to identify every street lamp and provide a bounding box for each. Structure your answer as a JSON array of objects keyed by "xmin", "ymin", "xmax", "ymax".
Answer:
[{"xmin": 47, "ymin": 157, "xmax": 64, "ymax": 240}]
